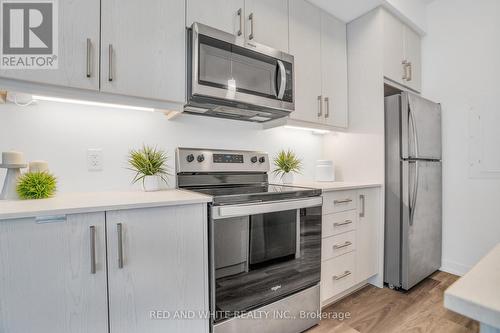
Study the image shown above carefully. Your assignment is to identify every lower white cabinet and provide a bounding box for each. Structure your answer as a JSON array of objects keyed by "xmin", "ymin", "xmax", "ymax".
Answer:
[
  {"xmin": 320, "ymin": 187, "xmax": 381, "ymax": 305},
  {"xmin": 0, "ymin": 213, "xmax": 108, "ymax": 333}
]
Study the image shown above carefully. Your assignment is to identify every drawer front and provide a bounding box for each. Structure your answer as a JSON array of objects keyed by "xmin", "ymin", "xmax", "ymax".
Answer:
[
  {"xmin": 322, "ymin": 231, "xmax": 356, "ymax": 261},
  {"xmin": 323, "ymin": 190, "xmax": 357, "ymax": 214},
  {"xmin": 322, "ymin": 210, "xmax": 357, "ymax": 237},
  {"xmin": 321, "ymin": 252, "xmax": 356, "ymax": 301}
]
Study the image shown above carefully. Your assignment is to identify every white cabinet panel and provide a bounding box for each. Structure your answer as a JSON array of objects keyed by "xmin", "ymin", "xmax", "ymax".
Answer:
[
  {"xmin": 289, "ymin": 0, "xmax": 322, "ymax": 123},
  {"xmin": 0, "ymin": 0, "xmax": 100, "ymax": 90},
  {"xmin": 106, "ymin": 205, "xmax": 208, "ymax": 333},
  {"xmin": 383, "ymin": 10, "xmax": 406, "ymax": 86},
  {"xmin": 321, "ymin": 252, "xmax": 356, "ymax": 302},
  {"xmin": 100, "ymin": 0, "xmax": 185, "ymax": 103},
  {"xmin": 245, "ymin": 0, "xmax": 289, "ymax": 51},
  {"xmin": 404, "ymin": 26, "xmax": 421, "ymax": 92},
  {"xmin": 321, "ymin": 12, "xmax": 348, "ymax": 128},
  {"xmin": 187, "ymin": 0, "xmax": 244, "ymax": 38},
  {"xmin": 356, "ymin": 188, "xmax": 380, "ymax": 282},
  {"xmin": 0, "ymin": 213, "xmax": 108, "ymax": 333}
]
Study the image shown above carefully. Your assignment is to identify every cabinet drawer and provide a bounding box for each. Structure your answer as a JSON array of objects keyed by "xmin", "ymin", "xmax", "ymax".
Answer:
[
  {"xmin": 321, "ymin": 252, "xmax": 356, "ymax": 301},
  {"xmin": 322, "ymin": 210, "xmax": 357, "ymax": 237},
  {"xmin": 323, "ymin": 190, "xmax": 357, "ymax": 214},
  {"xmin": 322, "ymin": 231, "xmax": 355, "ymax": 261}
]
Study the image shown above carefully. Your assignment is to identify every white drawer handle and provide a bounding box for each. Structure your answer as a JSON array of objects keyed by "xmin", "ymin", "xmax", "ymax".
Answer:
[
  {"xmin": 334, "ymin": 199, "xmax": 353, "ymax": 204},
  {"xmin": 333, "ymin": 270, "xmax": 352, "ymax": 280},
  {"xmin": 334, "ymin": 220, "xmax": 353, "ymax": 227},
  {"xmin": 333, "ymin": 241, "xmax": 352, "ymax": 250}
]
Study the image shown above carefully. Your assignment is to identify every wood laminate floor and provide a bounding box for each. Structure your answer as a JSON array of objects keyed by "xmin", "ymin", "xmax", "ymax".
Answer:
[{"xmin": 307, "ymin": 271, "xmax": 479, "ymax": 333}]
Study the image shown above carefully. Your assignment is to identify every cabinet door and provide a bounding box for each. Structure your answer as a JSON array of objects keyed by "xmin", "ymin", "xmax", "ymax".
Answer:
[
  {"xmin": 245, "ymin": 0, "xmax": 289, "ymax": 51},
  {"xmin": 321, "ymin": 12, "xmax": 348, "ymax": 128},
  {"xmin": 382, "ymin": 11, "xmax": 406, "ymax": 86},
  {"xmin": 100, "ymin": 0, "xmax": 185, "ymax": 103},
  {"xmin": 356, "ymin": 188, "xmax": 380, "ymax": 282},
  {"xmin": 106, "ymin": 205, "xmax": 208, "ymax": 333},
  {"xmin": 289, "ymin": 0, "xmax": 322, "ymax": 123},
  {"xmin": 187, "ymin": 0, "xmax": 244, "ymax": 38},
  {"xmin": 0, "ymin": 213, "xmax": 108, "ymax": 333},
  {"xmin": 0, "ymin": 0, "xmax": 100, "ymax": 90},
  {"xmin": 404, "ymin": 26, "xmax": 422, "ymax": 92}
]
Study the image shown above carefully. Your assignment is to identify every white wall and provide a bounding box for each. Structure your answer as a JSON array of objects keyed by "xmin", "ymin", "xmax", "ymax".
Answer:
[
  {"xmin": 0, "ymin": 101, "xmax": 323, "ymax": 193},
  {"xmin": 422, "ymin": 0, "xmax": 500, "ymax": 275}
]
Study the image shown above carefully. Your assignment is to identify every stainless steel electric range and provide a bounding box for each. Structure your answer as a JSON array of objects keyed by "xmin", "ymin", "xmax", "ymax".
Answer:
[{"xmin": 176, "ymin": 148, "xmax": 322, "ymax": 333}]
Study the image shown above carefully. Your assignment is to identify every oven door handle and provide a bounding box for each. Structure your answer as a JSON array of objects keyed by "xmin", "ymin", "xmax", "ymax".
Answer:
[{"xmin": 212, "ymin": 197, "xmax": 322, "ymax": 219}]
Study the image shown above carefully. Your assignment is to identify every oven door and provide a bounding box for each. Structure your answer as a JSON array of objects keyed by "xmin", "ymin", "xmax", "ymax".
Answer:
[
  {"xmin": 190, "ymin": 23, "xmax": 294, "ymax": 112},
  {"xmin": 209, "ymin": 197, "xmax": 322, "ymax": 323}
]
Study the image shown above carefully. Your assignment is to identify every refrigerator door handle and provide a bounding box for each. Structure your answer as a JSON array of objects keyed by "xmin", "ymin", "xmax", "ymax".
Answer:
[
  {"xmin": 409, "ymin": 161, "xmax": 419, "ymax": 226},
  {"xmin": 409, "ymin": 105, "xmax": 419, "ymax": 158}
]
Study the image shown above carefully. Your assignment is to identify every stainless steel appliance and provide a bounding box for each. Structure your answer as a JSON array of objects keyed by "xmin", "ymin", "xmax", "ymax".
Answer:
[
  {"xmin": 384, "ymin": 92, "xmax": 442, "ymax": 290},
  {"xmin": 185, "ymin": 23, "xmax": 294, "ymax": 123},
  {"xmin": 176, "ymin": 148, "xmax": 322, "ymax": 333}
]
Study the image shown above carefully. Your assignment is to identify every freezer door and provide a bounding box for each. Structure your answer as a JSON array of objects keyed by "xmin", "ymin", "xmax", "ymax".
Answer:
[
  {"xmin": 401, "ymin": 160, "xmax": 442, "ymax": 290},
  {"xmin": 401, "ymin": 92, "xmax": 442, "ymax": 160}
]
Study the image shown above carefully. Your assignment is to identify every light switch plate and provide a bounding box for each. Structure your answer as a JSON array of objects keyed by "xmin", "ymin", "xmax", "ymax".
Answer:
[{"xmin": 87, "ymin": 149, "xmax": 103, "ymax": 171}]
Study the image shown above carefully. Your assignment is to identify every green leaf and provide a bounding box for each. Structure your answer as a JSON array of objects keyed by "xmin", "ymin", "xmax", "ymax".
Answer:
[
  {"xmin": 127, "ymin": 144, "xmax": 171, "ymax": 185},
  {"xmin": 16, "ymin": 171, "xmax": 57, "ymax": 200},
  {"xmin": 272, "ymin": 149, "xmax": 302, "ymax": 178}
]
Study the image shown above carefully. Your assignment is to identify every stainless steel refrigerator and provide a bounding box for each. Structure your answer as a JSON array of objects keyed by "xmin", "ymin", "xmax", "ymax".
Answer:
[{"xmin": 384, "ymin": 92, "xmax": 442, "ymax": 290}]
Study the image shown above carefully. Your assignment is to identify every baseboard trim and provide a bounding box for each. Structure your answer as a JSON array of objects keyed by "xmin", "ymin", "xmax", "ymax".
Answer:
[{"xmin": 440, "ymin": 260, "xmax": 471, "ymax": 277}]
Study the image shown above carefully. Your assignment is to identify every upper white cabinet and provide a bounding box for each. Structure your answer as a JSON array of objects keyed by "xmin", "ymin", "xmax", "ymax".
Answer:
[
  {"xmin": 0, "ymin": 0, "xmax": 100, "ymax": 91},
  {"xmin": 187, "ymin": 0, "xmax": 289, "ymax": 51},
  {"xmin": 289, "ymin": 0, "xmax": 348, "ymax": 128},
  {"xmin": 0, "ymin": 213, "xmax": 108, "ymax": 333},
  {"xmin": 100, "ymin": 0, "xmax": 185, "ymax": 103},
  {"xmin": 382, "ymin": 11, "xmax": 421, "ymax": 92},
  {"xmin": 106, "ymin": 205, "xmax": 208, "ymax": 333}
]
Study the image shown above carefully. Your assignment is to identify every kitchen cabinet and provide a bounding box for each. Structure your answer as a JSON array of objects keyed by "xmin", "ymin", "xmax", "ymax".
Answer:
[
  {"xmin": 0, "ymin": 213, "xmax": 108, "ymax": 333},
  {"xmin": 100, "ymin": 0, "xmax": 185, "ymax": 103},
  {"xmin": 186, "ymin": 0, "xmax": 245, "ymax": 38},
  {"xmin": 356, "ymin": 188, "xmax": 380, "ymax": 282},
  {"xmin": 106, "ymin": 205, "xmax": 208, "ymax": 333},
  {"xmin": 382, "ymin": 11, "xmax": 421, "ymax": 92},
  {"xmin": 289, "ymin": 0, "xmax": 348, "ymax": 128},
  {"xmin": 0, "ymin": 0, "xmax": 100, "ymax": 91}
]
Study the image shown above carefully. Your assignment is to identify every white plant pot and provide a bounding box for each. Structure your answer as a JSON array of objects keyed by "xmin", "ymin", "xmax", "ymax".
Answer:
[
  {"xmin": 142, "ymin": 175, "xmax": 162, "ymax": 192},
  {"xmin": 281, "ymin": 172, "xmax": 294, "ymax": 185}
]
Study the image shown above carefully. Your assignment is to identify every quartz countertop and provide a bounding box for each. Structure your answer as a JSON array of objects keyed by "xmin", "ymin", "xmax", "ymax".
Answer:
[
  {"xmin": 444, "ymin": 244, "xmax": 500, "ymax": 329},
  {"xmin": 290, "ymin": 181, "xmax": 382, "ymax": 192},
  {"xmin": 0, "ymin": 190, "xmax": 212, "ymax": 220}
]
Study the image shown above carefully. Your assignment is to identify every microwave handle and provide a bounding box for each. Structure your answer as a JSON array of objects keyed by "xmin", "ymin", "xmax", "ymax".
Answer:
[{"xmin": 276, "ymin": 60, "xmax": 287, "ymax": 100}]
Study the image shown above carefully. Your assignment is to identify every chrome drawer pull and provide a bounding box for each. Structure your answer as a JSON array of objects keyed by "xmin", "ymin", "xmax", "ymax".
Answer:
[
  {"xmin": 333, "ymin": 270, "xmax": 352, "ymax": 280},
  {"xmin": 90, "ymin": 226, "xmax": 96, "ymax": 274},
  {"xmin": 334, "ymin": 220, "xmax": 353, "ymax": 227},
  {"xmin": 334, "ymin": 198, "xmax": 353, "ymax": 204},
  {"xmin": 333, "ymin": 241, "xmax": 352, "ymax": 249},
  {"xmin": 117, "ymin": 223, "xmax": 124, "ymax": 269}
]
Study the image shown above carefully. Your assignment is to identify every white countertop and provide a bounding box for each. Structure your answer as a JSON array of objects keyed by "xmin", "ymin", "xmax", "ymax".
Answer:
[
  {"xmin": 444, "ymin": 244, "xmax": 500, "ymax": 329},
  {"xmin": 290, "ymin": 181, "xmax": 382, "ymax": 192},
  {"xmin": 0, "ymin": 190, "xmax": 212, "ymax": 220}
]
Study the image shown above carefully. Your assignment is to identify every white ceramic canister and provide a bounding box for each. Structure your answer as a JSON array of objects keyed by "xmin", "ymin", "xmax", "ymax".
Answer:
[{"xmin": 315, "ymin": 160, "xmax": 335, "ymax": 182}]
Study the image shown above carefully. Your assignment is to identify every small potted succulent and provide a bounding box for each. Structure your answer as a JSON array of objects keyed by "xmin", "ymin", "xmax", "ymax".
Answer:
[
  {"xmin": 273, "ymin": 149, "xmax": 302, "ymax": 184},
  {"xmin": 127, "ymin": 145, "xmax": 171, "ymax": 191},
  {"xmin": 16, "ymin": 171, "xmax": 57, "ymax": 199}
]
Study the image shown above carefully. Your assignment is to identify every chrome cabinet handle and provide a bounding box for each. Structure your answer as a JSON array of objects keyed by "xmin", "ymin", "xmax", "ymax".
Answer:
[
  {"xmin": 359, "ymin": 194, "xmax": 366, "ymax": 218},
  {"xmin": 402, "ymin": 60, "xmax": 408, "ymax": 80},
  {"xmin": 333, "ymin": 270, "xmax": 352, "ymax": 280},
  {"xmin": 333, "ymin": 241, "xmax": 352, "ymax": 250},
  {"xmin": 248, "ymin": 13, "xmax": 254, "ymax": 40},
  {"xmin": 117, "ymin": 223, "xmax": 123, "ymax": 268},
  {"xmin": 324, "ymin": 97, "xmax": 330, "ymax": 118},
  {"xmin": 407, "ymin": 62, "xmax": 413, "ymax": 81},
  {"xmin": 86, "ymin": 38, "xmax": 92, "ymax": 78},
  {"xmin": 334, "ymin": 220, "xmax": 353, "ymax": 227},
  {"xmin": 90, "ymin": 225, "xmax": 96, "ymax": 274},
  {"xmin": 334, "ymin": 198, "xmax": 352, "ymax": 204},
  {"xmin": 237, "ymin": 8, "xmax": 243, "ymax": 36},
  {"xmin": 108, "ymin": 44, "xmax": 113, "ymax": 82},
  {"xmin": 317, "ymin": 95, "xmax": 323, "ymax": 117}
]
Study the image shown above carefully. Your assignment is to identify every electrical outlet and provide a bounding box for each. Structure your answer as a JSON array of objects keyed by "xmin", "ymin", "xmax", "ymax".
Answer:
[{"xmin": 87, "ymin": 149, "xmax": 103, "ymax": 171}]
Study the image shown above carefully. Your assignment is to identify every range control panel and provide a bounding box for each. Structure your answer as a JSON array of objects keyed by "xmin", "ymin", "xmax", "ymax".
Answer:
[{"xmin": 176, "ymin": 148, "xmax": 269, "ymax": 173}]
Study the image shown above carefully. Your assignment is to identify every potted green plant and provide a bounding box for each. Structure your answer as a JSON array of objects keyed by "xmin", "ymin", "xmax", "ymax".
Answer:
[
  {"xmin": 16, "ymin": 171, "xmax": 57, "ymax": 199},
  {"xmin": 127, "ymin": 145, "xmax": 171, "ymax": 191},
  {"xmin": 272, "ymin": 149, "xmax": 302, "ymax": 184}
]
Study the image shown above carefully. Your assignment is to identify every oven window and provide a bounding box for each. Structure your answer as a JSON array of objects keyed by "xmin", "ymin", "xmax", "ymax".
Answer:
[{"xmin": 212, "ymin": 206, "xmax": 321, "ymax": 322}]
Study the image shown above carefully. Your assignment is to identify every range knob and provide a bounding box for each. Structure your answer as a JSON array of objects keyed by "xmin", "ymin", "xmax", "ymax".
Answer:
[
  {"xmin": 186, "ymin": 154, "xmax": 195, "ymax": 163},
  {"xmin": 251, "ymin": 156, "xmax": 258, "ymax": 163},
  {"xmin": 197, "ymin": 154, "xmax": 205, "ymax": 163},
  {"xmin": 259, "ymin": 156, "xmax": 266, "ymax": 163}
]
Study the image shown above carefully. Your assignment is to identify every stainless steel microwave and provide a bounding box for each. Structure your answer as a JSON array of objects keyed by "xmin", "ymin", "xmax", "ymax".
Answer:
[{"xmin": 185, "ymin": 22, "xmax": 295, "ymax": 123}]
